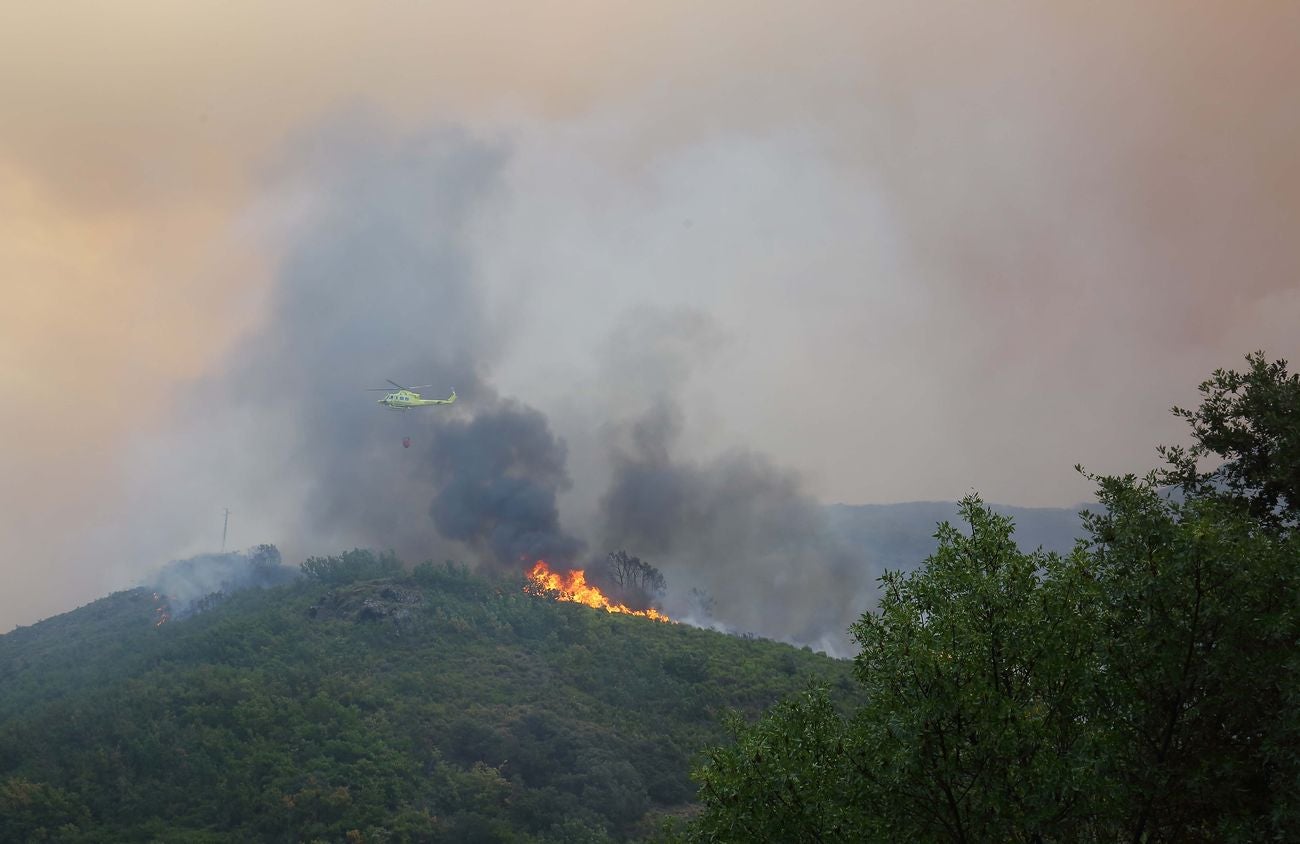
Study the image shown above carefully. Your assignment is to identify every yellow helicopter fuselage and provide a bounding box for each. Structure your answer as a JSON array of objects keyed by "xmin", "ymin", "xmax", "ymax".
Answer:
[{"xmin": 377, "ymin": 389, "xmax": 456, "ymax": 410}]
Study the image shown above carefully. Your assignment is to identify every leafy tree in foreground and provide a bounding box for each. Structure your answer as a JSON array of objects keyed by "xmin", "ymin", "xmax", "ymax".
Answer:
[
  {"xmin": 1081, "ymin": 472, "xmax": 1299, "ymax": 840},
  {"xmin": 690, "ymin": 499, "xmax": 1103, "ymax": 843},
  {"xmin": 689, "ymin": 686, "xmax": 864, "ymax": 842},
  {"xmin": 849, "ymin": 503, "xmax": 1103, "ymax": 842},
  {"xmin": 1158, "ymin": 350, "xmax": 1300, "ymax": 531},
  {"xmin": 684, "ymin": 353, "xmax": 1300, "ymax": 842}
]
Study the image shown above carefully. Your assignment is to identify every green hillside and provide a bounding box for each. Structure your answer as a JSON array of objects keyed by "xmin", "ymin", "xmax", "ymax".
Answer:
[{"xmin": 0, "ymin": 560, "xmax": 857, "ymax": 843}]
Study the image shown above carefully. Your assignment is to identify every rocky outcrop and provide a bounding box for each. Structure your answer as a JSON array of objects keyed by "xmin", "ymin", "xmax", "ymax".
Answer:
[{"xmin": 307, "ymin": 583, "xmax": 425, "ymax": 629}]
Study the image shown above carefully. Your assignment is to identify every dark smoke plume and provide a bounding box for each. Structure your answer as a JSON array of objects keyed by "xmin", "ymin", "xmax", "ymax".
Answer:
[
  {"xmin": 425, "ymin": 399, "xmax": 584, "ymax": 570},
  {"xmin": 593, "ymin": 311, "xmax": 875, "ymax": 654}
]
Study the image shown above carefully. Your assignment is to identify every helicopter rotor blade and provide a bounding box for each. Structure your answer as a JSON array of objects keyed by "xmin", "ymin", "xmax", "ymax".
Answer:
[{"xmin": 370, "ymin": 379, "xmax": 437, "ymax": 392}]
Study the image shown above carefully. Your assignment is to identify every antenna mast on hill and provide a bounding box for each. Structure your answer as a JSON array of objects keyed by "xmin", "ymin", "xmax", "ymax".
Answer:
[{"xmin": 221, "ymin": 508, "xmax": 230, "ymax": 552}]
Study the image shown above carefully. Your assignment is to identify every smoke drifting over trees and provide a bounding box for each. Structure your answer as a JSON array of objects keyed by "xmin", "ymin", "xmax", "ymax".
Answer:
[
  {"xmin": 149, "ymin": 545, "xmax": 295, "ymax": 618},
  {"xmin": 599, "ymin": 400, "xmax": 873, "ymax": 652},
  {"xmin": 137, "ymin": 124, "xmax": 877, "ymax": 651}
]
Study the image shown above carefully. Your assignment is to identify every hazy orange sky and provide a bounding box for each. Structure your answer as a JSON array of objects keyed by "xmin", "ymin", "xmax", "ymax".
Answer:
[{"xmin": 3, "ymin": 2, "xmax": 1298, "ymax": 630}]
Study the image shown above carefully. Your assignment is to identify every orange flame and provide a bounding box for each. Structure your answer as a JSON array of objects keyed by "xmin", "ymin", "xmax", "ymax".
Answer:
[
  {"xmin": 526, "ymin": 561, "xmax": 671, "ymax": 622},
  {"xmin": 152, "ymin": 591, "xmax": 170, "ymax": 627}
]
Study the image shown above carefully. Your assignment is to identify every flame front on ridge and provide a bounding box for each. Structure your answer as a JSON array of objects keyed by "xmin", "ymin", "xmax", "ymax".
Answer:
[{"xmin": 526, "ymin": 561, "xmax": 671, "ymax": 622}]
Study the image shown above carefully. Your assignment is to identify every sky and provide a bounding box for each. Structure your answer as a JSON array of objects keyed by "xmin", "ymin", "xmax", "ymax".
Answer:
[{"xmin": 2, "ymin": 2, "xmax": 1298, "ymax": 634}]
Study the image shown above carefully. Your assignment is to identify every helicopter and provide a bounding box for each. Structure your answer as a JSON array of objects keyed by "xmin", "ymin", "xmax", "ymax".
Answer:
[{"xmin": 367, "ymin": 380, "xmax": 457, "ymax": 411}]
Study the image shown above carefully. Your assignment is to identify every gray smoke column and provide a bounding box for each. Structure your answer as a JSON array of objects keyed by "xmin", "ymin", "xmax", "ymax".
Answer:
[
  {"xmin": 202, "ymin": 120, "xmax": 508, "ymax": 561},
  {"xmin": 147, "ymin": 118, "xmax": 591, "ymax": 578},
  {"xmin": 592, "ymin": 311, "xmax": 874, "ymax": 654},
  {"xmin": 425, "ymin": 398, "xmax": 584, "ymax": 569}
]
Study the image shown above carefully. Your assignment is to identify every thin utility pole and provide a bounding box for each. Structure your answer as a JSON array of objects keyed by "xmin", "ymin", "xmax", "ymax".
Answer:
[{"xmin": 221, "ymin": 508, "xmax": 230, "ymax": 552}]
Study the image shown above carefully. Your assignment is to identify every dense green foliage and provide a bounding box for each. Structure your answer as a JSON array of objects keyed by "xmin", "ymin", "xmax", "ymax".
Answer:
[
  {"xmin": 0, "ymin": 558, "xmax": 856, "ymax": 842},
  {"xmin": 300, "ymin": 549, "xmax": 405, "ymax": 585},
  {"xmin": 1159, "ymin": 350, "xmax": 1300, "ymax": 530},
  {"xmin": 685, "ymin": 353, "xmax": 1300, "ymax": 842}
]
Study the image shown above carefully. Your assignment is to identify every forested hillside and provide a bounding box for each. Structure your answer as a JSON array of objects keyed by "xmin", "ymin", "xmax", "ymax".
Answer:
[{"xmin": 0, "ymin": 561, "xmax": 856, "ymax": 842}]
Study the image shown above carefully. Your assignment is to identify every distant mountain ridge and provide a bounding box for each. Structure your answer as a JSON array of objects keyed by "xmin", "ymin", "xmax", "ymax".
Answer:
[{"xmin": 826, "ymin": 500, "xmax": 1089, "ymax": 580}]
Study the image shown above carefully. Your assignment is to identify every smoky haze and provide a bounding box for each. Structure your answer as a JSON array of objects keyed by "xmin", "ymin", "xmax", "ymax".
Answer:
[
  {"xmin": 148, "ymin": 545, "xmax": 296, "ymax": 619},
  {"xmin": 587, "ymin": 308, "xmax": 875, "ymax": 652},
  {"xmin": 223, "ymin": 122, "xmax": 504, "ymax": 560},
  {"xmin": 600, "ymin": 399, "xmax": 871, "ymax": 653},
  {"xmin": 99, "ymin": 122, "xmax": 871, "ymax": 651},
  {"xmin": 3, "ymin": 3, "xmax": 1299, "ymax": 634},
  {"xmin": 144, "ymin": 124, "xmax": 592, "ymax": 578},
  {"xmin": 74, "ymin": 122, "xmax": 518, "ymax": 581}
]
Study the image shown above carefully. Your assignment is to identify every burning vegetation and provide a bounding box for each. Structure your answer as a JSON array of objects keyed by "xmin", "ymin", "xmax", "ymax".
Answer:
[
  {"xmin": 145, "ymin": 546, "xmax": 297, "ymax": 628},
  {"xmin": 526, "ymin": 560, "xmax": 671, "ymax": 622},
  {"xmin": 152, "ymin": 592, "xmax": 170, "ymax": 627}
]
